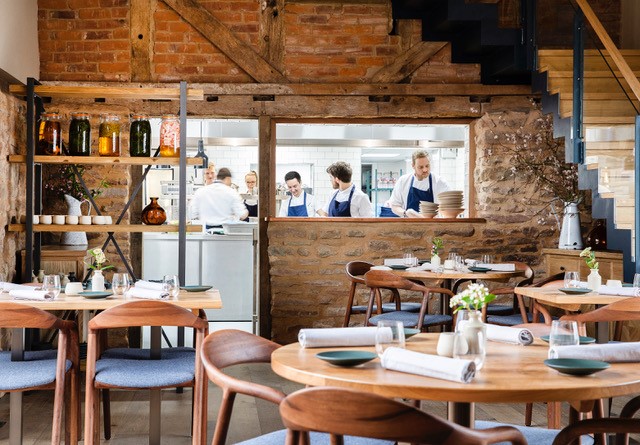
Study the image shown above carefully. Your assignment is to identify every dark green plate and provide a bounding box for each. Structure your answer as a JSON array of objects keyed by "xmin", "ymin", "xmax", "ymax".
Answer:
[
  {"xmin": 180, "ymin": 285, "xmax": 213, "ymax": 292},
  {"xmin": 418, "ymin": 259, "xmax": 430, "ymax": 265},
  {"xmin": 540, "ymin": 335, "xmax": 596, "ymax": 345},
  {"xmin": 544, "ymin": 358, "xmax": 610, "ymax": 376},
  {"xmin": 78, "ymin": 291, "xmax": 113, "ymax": 299},
  {"xmin": 316, "ymin": 351, "xmax": 377, "ymax": 367},
  {"xmin": 404, "ymin": 328, "xmax": 421, "ymax": 338},
  {"xmin": 559, "ymin": 288, "xmax": 592, "ymax": 295},
  {"xmin": 469, "ymin": 266, "xmax": 491, "ymax": 273},
  {"xmin": 389, "ymin": 265, "xmax": 409, "ymax": 270}
]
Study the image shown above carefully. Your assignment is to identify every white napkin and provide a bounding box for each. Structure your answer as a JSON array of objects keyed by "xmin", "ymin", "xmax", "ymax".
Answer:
[
  {"xmin": 485, "ymin": 324, "xmax": 533, "ymax": 346},
  {"xmin": 0, "ymin": 282, "xmax": 36, "ymax": 293},
  {"xmin": 477, "ymin": 263, "xmax": 516, "ymax": 272},
  {"xmin": 406, "ymin": 263, "xmax": 433, "ymax": 272},
  {"xmin": 125, "ymin": 287, "xmax": 169, "ymax": 300},
  {"xmin": 133, "ymin": 280, "xmax": 165, "ymax": 291},
  {"xmin": 9, "ymin": 289, "xmax": 55, "ymax": 301},
  {"xmin": 383, "ymin": 259, "xmax": 406, "ymax": 266},
  {"xmin": 550, "ymin": 342, "xmax": 640, "ymax": 362},
  {"xmin": 381, "ymin": 347, "xmax": 476, "ymax": 383},
  {"xmin": 465, "ymin": 259, "xmax": 479, "ymax": 266},
  {"xmin": 298, "ymin": 327, "xmax": 391, "ymax": 348},
  {"xmin": 370, "ymin": 265, "xmax": 392, "ymax": 271},
  {"xmin": 597, "ymin": 286, "xmax": 640, "ymax": 297}
]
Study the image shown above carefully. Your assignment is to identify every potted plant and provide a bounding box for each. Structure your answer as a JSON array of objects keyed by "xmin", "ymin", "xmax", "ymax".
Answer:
[
  {"xmin": 85, "ymin": 248, "xmax": 115, "ymax": 291},
  {"xmin": 580, "ymin": 247, "xmax": 601, "ymax": 291},
  {"xmin": 431, "ymin": 237, "xmax": 443, "ymax": 268}
]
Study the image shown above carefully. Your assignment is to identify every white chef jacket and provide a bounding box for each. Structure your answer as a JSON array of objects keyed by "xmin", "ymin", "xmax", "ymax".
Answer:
[
  {"xmin": 388, "ymin": 173, "xmax": 451, "ymax": 208},
  {"xmin": 321, "ymin": 184, "xmax": 374, "ymax": 218},
  {"xmin": 189, "ymin": 181, "xmax": 248, "ymax": 226},
  {"xmin": 278, "ymin": 192, "xmax": 316, "ymax": 217}
]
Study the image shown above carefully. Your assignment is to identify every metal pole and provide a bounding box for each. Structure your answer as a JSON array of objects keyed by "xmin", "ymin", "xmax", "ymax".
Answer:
[
  {"xmin": 635, "ymin": 115, "xmax": 640, "ymax": 272},
  {"xmin": 572, "ymin": 9, "xmax": 585, "ymax": 164}
]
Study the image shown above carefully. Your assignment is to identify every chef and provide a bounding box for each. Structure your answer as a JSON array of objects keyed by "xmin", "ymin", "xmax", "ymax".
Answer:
[
  {"xmin": 389, "ymin": 150, "xmax": 450, "ymax": 218},
  {"xmin": 278, "ymin": 171, "xmax": 315, "ymax": 217},
  {"xmin": 317, "ymin": 161, "xmax": 374, "ymax": 217},
  {"xmin": 189, "ymin": 167, "xmax": 248, "ymax": 229},
  {"xmin": 243, "ymin": 170, "xmax": 259, "ymax": 218}
]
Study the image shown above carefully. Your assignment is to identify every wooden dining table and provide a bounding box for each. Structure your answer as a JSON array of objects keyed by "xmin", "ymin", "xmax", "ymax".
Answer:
[
  {"xmin": 2, "ymin": 289, "xmax": 222, "ymax": 445},
  {"xmin": 271, "ymin": 333, "xmax": 640, "ymax": 429}
]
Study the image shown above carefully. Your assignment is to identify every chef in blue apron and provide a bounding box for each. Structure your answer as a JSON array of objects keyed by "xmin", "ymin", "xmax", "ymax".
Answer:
[
  {"xmin": 317, "ymin": 161, "xmax": 374, "ymax": 218},
  {"xmin": 242, "ymin": 171, "xmax": 259, "ymax": 219},
  {"xmin": 388, "ymin": 150, "xmax": 450, "ymax": 217},
  {"xmin": 278, "ymin": 171, "xmax": 316, "ymax": 217}
]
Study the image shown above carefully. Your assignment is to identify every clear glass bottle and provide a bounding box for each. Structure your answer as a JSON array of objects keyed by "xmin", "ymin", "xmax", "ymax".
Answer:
[
  {"xmin": 68, "ymin": 112, "xmax": 91, "ymax": 156},
  {"xmin": 129, "ymin": 114, "xmax": 151, "ymax": 157},
  {"xmin": 38, "ymin": 112, "xmax": 62, "ymax": 155},
  {"xmin": 159, "ymin": 114, "xmax": 180, "ymax": 157},
  {"xmin": 98, "ymin": 113, "xmax": 121, "ymax": 157}
]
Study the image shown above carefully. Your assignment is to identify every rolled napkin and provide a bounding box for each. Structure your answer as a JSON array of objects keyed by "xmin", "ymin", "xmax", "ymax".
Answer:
[
  {"xmin": 125, "ymin": 287, "xmax": 169, "ymax": 300},
  {"xmin": 370, "ymin": 265, "xmax": 392, "ymax": 271},
  {"xmin": 485, "ymin": 324, "xmax": 533, "ymax": 346},
  {"xmin": 477, "ymin": 263, "xmax": 516, "ymax": 272},
  {"xmin": 9, "ymin": 289, "xmax": 55, "ymax": 301},
  {"xmin": 597, "ymin": 285, "xmax": 640, "ymax": 297},
  {"xmin": 550, "ymin": 342, "xmax": 640, "ymax": 362},
  {"xmin": 381, "ymin": 347, "xmax": 476, "ymax": 383},
  {"xmin": 0, "ymin": 282, "xmax": 36, "ymax": 293},
  {"xmin": 133, "ymin": 280, "xmax": 165, "ymax": 291},
  {"xmin": 298, "ymin": 327, "xmax": 391, "ymax": 348}
]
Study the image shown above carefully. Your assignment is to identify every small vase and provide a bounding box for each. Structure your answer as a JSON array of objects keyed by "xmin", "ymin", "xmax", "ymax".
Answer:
[
  {"xmin": 91, "ymin": 270, "xmax": 105, "ymax": 292},
  {"xmin": 462, "ymin": 311, "xmax": 486, "ymax": 370},
  {"xmin": 431, "ymin": 254, "xmax": 441, "ymax": 268},
  {"xmin": 587, "ymin": 269, "xmax": 601, "ymax": 292},
  {"xmin": 37, "ymin": 269, "xmax": 45, "ymax": 283},
  {"xmin": 141, "ymin": 197, "xmax": 167, "ymax": 225}
]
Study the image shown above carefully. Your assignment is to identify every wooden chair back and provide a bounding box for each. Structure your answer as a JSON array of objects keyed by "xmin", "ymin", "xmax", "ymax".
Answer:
[
  {"xmin": 201, "ymin": 329, "xmax": 285, "ymax": 445},
  {"xmin": 280, "ymin": 387, "xmax": 527, "ymax": 445},
  {"xmin": 561, "ymin": 298, "xmax": 640, "ymax": 338},
  {"xmin": 345, "ymin": 260, "xmax": 374, "ymax": 285},
  {"xmin": 364, "ymin": 269, "xmax": 427, "ymax": 293}
]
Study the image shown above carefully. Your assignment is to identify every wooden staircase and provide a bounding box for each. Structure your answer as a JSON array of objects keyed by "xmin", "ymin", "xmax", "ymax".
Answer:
[{"xmin": 538, "ymin": 49, "xmax": 639, "ymax": 261}]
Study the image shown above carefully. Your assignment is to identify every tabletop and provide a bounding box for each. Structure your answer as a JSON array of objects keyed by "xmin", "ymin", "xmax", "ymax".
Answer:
[
  {"xmin": 515, "ymin": 286, "xmax": 628, "ymax": 312},
  {"xmin": 396, "ymin": 269, "xmax": 523, "ymax": 282}
]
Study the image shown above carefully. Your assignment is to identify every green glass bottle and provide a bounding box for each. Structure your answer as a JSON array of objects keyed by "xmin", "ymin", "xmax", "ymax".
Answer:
[
  {"xmin": 68, "ymin": 112, "xmax": 91, "ymax": 156},
  {"xmin": 130, "ymin": 114, "xmax": 151, "ymax": 157}
]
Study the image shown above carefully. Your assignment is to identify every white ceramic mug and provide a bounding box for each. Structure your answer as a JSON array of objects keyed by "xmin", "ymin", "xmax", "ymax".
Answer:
[
  {"xmin": 606, "ymin": 279, "xmax": 622, "ymax": 288},
  {"xmin": 32, "ymin": 215, "xmax": 40, "ymax": 225},
  {"xmin": 443, "ymin": 259, "xmax": 455, "ymax": 270},
  {"xmin": 53, "ymin": 215, "xmax": 66, "ymax": 224},
  {"xmin": 40, "ymin": 215, "xmax": 52, "ymax": 224},
  {"xmin": 104, "ymin": 215, "xmax": 113, "ymax": 224},
  {"xmin": 65, "ymin": 282, "xmax": 84, "ymax": 295},
  {"xmin": 92, "ymin": 215, "xmax": 106, "ymax": 225},
  {"xmin": 79, "ymin": 215, "xmax": 92, "ymax": 225},
  {"xmin": 66, "ymin": 215, "xmax": 79, "ymax": 225},
  {"xmin": 436, "ymin": 332, "xmax": 457, "ymax": 358}
]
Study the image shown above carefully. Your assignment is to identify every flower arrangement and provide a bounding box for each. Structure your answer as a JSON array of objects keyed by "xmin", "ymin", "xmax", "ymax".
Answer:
[
  {"xmin": 85, "ymin": 248, "xmax": 114, "ymax": 271},
  {"xmin": 431, "ymin": 237, "xmax": 443, "ymax": 257},
  {"xmin": 580, "ymin": 247, "xmax": 599, "ymax": 270},
  {"xmin": 450, "ymin": 283, "xmax": 496, "ymax": 313}
]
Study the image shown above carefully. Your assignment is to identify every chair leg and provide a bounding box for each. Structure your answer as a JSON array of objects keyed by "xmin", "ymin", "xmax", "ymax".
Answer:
[
  {"xmin": 525, "ymin": 403, "xmax": 532, "ymax": 426},
  {"xmin": 547, "ymin": 402, "xmax": 561, "ymax": 429},
  {"xmin": 342, "ymin": 284, "xmax": 357, "ymax": 327},
  {"xmin": 102, "ymin": 389, "xmax": 111, "ymax": 440}
]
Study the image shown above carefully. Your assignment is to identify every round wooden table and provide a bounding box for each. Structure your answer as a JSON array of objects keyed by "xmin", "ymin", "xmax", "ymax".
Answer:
[{"xmin": 271, "ymin": 333, "xmax": 640, "ymax": 427}]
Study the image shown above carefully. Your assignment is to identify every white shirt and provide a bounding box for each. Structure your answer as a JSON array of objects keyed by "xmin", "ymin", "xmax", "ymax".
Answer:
[
  {"xmin": 278, "ymin": 192, "xmax": 316, "ymax": 217},
  {"xmin": 321, "ymin": 184, "xmax": 374, "ymax": 218},
  {"xmin": 389, "ymin": 173, "xmax": 451, "ymax": 208},
  {"xmin": 189, "ymin": 181, "xmax": 248, "ymax": 226}
]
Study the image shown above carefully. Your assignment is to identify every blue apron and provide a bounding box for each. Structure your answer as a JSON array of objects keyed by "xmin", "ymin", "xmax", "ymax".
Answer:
[
  {"xmin": 406, "ymin": 175, "xmax": 434, "ymax": 212},
  {"xmin": 287, "ymin": 192, "xmax": 308, "ymax": 217},
  {"xmin": 244, "ymin": 201, "xmax": 258, "ymax": 217},
  {"xmin": 379, "ymin": 206, "xmax": 399, "ymax": 217},
  {"xmin": 328, "ymin": 186, "xmax": 355, "ymax": 217}
]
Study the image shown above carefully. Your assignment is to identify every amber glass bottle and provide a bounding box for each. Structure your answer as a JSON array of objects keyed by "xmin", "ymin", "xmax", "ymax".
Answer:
[
  {"xmin": 141, "ymin": 197, "xmax": 167, "ymax": 225},
  {"xmin": 159, "ymin": 114, "xmax": 180, "ymax": 157},
  {"xmin": 68, "ymin": 112, "xmax": 91, "ymax": 156},
  {"xmin": 129, "ymin": 114, "xmax": 151, "ymax": 157},
  {"xmin": 38, "ymin": 112, "xmax": 62, "ymax": 155},
  {"xmin": 98, "ymin": 114, "xmax": 121, "ymax": 157}
]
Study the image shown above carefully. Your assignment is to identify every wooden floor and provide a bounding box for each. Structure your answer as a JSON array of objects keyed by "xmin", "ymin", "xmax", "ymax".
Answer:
[{"xmin": 0, "ymin": 363, "xmax": 638, "ymax": 444}]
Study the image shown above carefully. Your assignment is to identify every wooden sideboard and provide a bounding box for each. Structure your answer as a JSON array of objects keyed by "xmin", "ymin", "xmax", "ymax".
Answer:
[
  {"xmin": 542, "ymin": 248, "xmax": 624, "ymax": 282},
  {"xmin": 20, "ymin": 245, "xmax": 89, "ymax": 282}
]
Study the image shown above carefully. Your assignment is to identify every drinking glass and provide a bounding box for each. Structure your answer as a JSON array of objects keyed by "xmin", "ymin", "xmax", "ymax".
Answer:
[
  {"xmin": 548, "ymin": 320, "xmax": 579, "ymax": 358},
  {"xmin": 453, "ymin": 329, "xmax": 485, "ymax": 370},
  {"xmin": 111, "ymin": 273, "xmax": 130, "ymax": 296},
  {"xmin": 481, "ymin": 254, "xmax": 493, "ymax": 265},
  {"xmin": 564, "ymin": 271, "xmax": 580, "ymax": 288},
  {"xmin": 454, "ymin": 309, "xmax": 472, "ymax": 333},
  {"xmin": 375, "ymin": 320, "xmax": 405, "ymax": 359},
  {"xmin": 162, "ymin": 274, "xmax": 180, "ymax": 298},
  {"xmin": 42, "ymin": 274, "xmax": 61, "ymax": 298},
  {"xmin": 403, "ymin": 253, "xmax": 417, "ymax": 267},
  {"xmin": 633, "ymin": 273, "xmax": 640, "ymax": 289}
]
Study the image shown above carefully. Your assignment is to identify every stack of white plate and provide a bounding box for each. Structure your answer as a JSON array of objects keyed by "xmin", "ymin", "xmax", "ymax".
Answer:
[
  {"xmin": 419, "ymin": 201, "xmax": 439, "ymax": 218},
  {"xmin": 437, "ymin": 191, "xmax": 464, "ymax": 218}
]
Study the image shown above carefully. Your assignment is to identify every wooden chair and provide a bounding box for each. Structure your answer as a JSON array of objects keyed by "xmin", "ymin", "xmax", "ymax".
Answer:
[
  {"xmin": 552, "ymin": 417, "xmax": 640, "ymax": 445},
  {"xmin": 342, "ymin": 261, "xmax": 421, "ymax": 327},
  {"xmin": 560, "ymin": 297, "xmax": 640, "ymax": 340},
  {"xmin": 280, "ymin": 386, "xmax": 527, "ymax": 445},
  {"xmin": 0, "ymin": 302, "xmax": 80, "ymax": 445},
  {"xmin": 364, "ymin": 270, "xmax": 453, "ymax": 331},
  {"xmin": 83, "ymin": 300, "xmax": 209, "ymax": 445}
]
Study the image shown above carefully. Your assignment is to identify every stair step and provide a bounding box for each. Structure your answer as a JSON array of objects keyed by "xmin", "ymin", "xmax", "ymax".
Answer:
[
  {"xmin": 548, "ymin": 77, "xmax": 638, "ymax": 95},
  {"xmin": 538, "ymin": 52, "xmax": 640, "ymax": 72},
  {"xmin": 559, "ymin": 100, "xmax": 639, "ymax": 118},
  {"xmin": 585, "ymin": 125, "xmax": 636, "ymax": 141},
  {"xmin": 586, "ymin": 141, "xmax": 635, "ymax": 150}
]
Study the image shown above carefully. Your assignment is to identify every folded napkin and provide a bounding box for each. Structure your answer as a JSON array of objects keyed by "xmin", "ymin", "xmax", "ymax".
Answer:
[
  {"xmin": 133, "ymin": 280, "xmax": 165, "ymax": 291},
  {"xmin": 381, "ymin": 347, "xmax": 476, "ymax": 383},
  {"xmin": 464, "ymin": 259, "xmax": 479, "ymax": 266},
  {"xmin": 370, "ymin": 265, "xmax": 392, "ymax": 271},
  {"xmin": 477, "ymin": 263, "xmax": 516, "ymax": 272},
  {"xmin": 406, "ymin": 263, "xmax": 433, "ymax": 272},
  {"xmin": 125, "ymin": 287, "xmax": 169, "ymax": 300},
  {"xmin": 597, "ymin": 285, "xmax": 640, "ymax": 297},
  {"xmin": 485, "ymin": 324, "xmax": 533, "ymax": 346},
  {"xmin": 383, "ymin": 258, "xmax": 406, "ymax": 267},
  {"xmin": 9, "ymin": 289, "xmax": 55, "ymax": 301},
  {"xmin": 298, "ymin": 327, "xmax": 391, "ymax": 348},
  {"xmin": 0, "ymin": 282, "xmax": 36, "ymax": 293},
  {"xmin": 550, "ymin": 342, "xmax": 640, "ymax": 362}
]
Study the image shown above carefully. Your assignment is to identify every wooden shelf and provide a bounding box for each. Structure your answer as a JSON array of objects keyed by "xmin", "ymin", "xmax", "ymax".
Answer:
[
  {"xmin": 8, "ymin": 224, "xmax": 203, "ymax": 233},
  {"xmin": 9, "ymin": 85, "xmax": 204, "ymax": 101},
  {"xmin": 8, "ymin": 155, "xmax": 204, "ymax": 166}
]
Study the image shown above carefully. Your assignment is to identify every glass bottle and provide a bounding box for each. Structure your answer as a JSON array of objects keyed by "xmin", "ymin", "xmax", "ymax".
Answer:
[
  {"xmin": 98, "ymin": 113, "xmax": 121, "ymax": 157},
  {"xmin": 141, "ymin": 197, "xmax": 167, "ymax": 225},
  {"xmin": 68, "ymin": 112, "xmax": 91, "ymax": 156},
  {"xmin": 129, "ymin": 114, "xmax": 151, "ymax": 157},
  {"xmin": 37, "ymin": 112, "xmax": 62, "ymax": 155},
  {"xmin": 159, "ymin": 114, "xmax": 180, "ymax": 157}
]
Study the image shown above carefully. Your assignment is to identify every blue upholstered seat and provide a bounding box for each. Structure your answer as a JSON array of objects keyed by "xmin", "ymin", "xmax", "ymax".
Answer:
[
  {"xmin": 351, "ymin": 302, "xmax": 422, "ymax": 313},
  {"xmin": 485, "ymin": 304, "xmax": 515, "ymax": 316},
  {"xmin": 475, "ymin": 420, "xmax": 594, "ymax": 445},
  {"xmin": 0, "ymin": 350, "xmax": 71, "ymax": 390},
  {"xmin": 369, "ymin": 311, "xmax": 452, "ymax": 329},
  {"xmin": 486, "ymin": 313, "xmax": 535, "ymax": 326},
  {"xmin": 237, "ymin": 429, "xmax": 393, "ymax": 445}
]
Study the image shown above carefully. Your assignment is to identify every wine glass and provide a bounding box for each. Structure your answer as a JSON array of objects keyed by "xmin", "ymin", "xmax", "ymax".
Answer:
[
  {"xmin": 548, "ymin": 320, "xmax": 579, "ymax": 358},
  {"xmin": 111, "ymin": 273, "xmax": 130, "ymax": 296},
  {"xmin": 162, "ymin": 274, "xmax": 180, "ymax": 298},
  {"xmin": 564, "ymin": 271, "xmax": 580, "ymax": 289},
  {"xmin": 403, "ymin": 253, "xmax": 416, "ymax": 267},
  {"xmin": 42, "ymin": 274, "xmax": 61, "ymax": 299},
  {"xmin": 375, "ymin": 320, "xmax": 405, "ymax": 359}
]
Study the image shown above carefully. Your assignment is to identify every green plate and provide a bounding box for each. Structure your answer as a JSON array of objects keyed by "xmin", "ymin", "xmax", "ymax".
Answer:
[
  {"xmin": 180, "ymin": 285, "xmax": 213, "ymax": 292},
  {"xmin": 316, "ymin": 351, "xmax": 377, "ymax": 367},
  {"xmin": 544, "ymin": 358, "xmax": 610, "ymax": 376},
  {"xmin": 540, "ymin": 335, "xmax": 596, "ymax": 345},
  {"xmin": 389, "ymin": 265, "xmax": 408, "ymax": 270},
  {"xmin": 78, "ymin": 291, "xmax": 113, "ymax": 299},
  {"xmin": 559, "ymin": 288, "xmax": 592, "ymax": 295},
  {"xmin": 404, "ymin": 328, "xmax": 421, "ymax": 339},
  {"xmin": 469, "ymin": 266, "xmax": 491, "ymax": 273}
]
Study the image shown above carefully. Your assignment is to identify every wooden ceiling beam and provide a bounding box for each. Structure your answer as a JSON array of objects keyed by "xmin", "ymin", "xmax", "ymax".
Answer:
[{"xmin": 369, "ymin": 41, "xmax": 448, "ymax": 83}]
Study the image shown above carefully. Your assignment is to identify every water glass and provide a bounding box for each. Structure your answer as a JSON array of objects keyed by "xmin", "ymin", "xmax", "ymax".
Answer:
[
  {"xmin": 454, "ymin": 309, "xmax": 472, "ymax": 333},
  {"xmin": 111, "ymin": 273, "xmax": 130, "ymax": 296},
  {"xmin": 548, "ymin": 320, "xmax": 579, "ymax": 358},
  {"xmin": 42, "ymin": 274, "xmax": 61, "ymax": 298},
  {"xmin": 162, "ymin": 274, "xmax": 180, "ymax": 298},
  {"xmin": 403, "ymin": 253, "xmax": 417, "ymax": 267},
  {"xmin": 481, "ymin": 254, "xmax": 493, "ymax": 265},
  {"xmin": 564, "ymin": 271, "xmax": 580, "ymax": 288},
  {"xmin": 375, "ymin": 320, "xmax": 405, "ymax": 358},
  {"xmin": 633, "ymin": 273, "xmax": 640, "ymax": 289},
  {"xmin": 453, "ymin": 329, "xmax": 485, "ymax": 370}
]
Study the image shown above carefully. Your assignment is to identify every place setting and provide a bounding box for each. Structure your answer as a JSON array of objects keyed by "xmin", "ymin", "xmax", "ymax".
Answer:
[{"xmin": 543, "ymin": 321, "xmax": 610, "ymax": 376}]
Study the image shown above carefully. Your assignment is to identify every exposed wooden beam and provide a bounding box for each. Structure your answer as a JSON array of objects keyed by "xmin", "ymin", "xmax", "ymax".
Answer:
[
  {"xmin": 259, "ymin": 0, "xmax": 285, "ymax": 72},
  {"xmin": 130, "ymin": 0, "xmax": 153, "ymax": 81},
  {"xmin": 161, "ymin": 0, "xmax": 286, "ymax": 83},
  {"xmin": 369, "ymin": 41, "xmax": 448, "ymax": 83}
]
